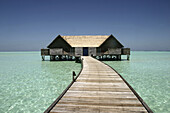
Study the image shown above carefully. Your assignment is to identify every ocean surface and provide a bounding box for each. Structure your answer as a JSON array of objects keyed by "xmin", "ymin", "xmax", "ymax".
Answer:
[
  {"xmin": 0, "ymin": 52, "xmax": 81, "ymax": 113},
  {"xmin": 0, "ymin": 51, "xmax": 170, "ymax": 113}
]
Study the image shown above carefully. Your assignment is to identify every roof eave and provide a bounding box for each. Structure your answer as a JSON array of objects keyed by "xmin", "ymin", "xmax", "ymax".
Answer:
[
  {"xmin": 110, "ymin": 34, "xmax": 124, "ymax": 47},
  {"xmin": 99, "ymin": 34, "xmax": 124, "ymax": 48},
  {"xmin": 47, "ymin": 35, "xmax": 72, "ymax": 48},
  {"xmin": 47, "ymin": 35, "xmax": 61, "ymax": 48}
]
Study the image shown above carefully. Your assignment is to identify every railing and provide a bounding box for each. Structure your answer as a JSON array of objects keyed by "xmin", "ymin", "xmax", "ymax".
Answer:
[
  {"xmin": 122, "ymin": 48, "xmax": 130, "ymax": 55},
  {"xmin": 41, "ymin": 49, "xmax": 50, "ymax": 55},
  {"xmin": 41, "ymin": 48, "xmax": 130, "ymax": 56}
]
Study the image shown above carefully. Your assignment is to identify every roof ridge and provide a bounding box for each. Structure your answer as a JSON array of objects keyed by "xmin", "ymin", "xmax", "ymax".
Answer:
[{"xmin": 62, "ymin": 35, "xmax": 110, "ymax": 36}]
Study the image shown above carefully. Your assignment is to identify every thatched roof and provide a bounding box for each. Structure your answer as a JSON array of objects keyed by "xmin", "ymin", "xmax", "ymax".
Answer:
[
  {"xmin": 47, "ymin": 35, "xmax": 124, "ymax": 48},
  {"xmin": 62, "ymin": 35, "xmax": 109, "ymax": 47}
]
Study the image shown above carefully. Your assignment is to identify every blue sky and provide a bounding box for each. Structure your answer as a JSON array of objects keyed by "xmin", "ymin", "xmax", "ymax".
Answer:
[{"xmin": 0, "ymin": 0, "xmax": 170, "ymax": 51}]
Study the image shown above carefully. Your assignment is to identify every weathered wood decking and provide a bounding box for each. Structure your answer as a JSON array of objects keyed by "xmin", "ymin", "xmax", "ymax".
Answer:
[{"xmin": 47, "ymin": 56, "xmax": 152, "ymax": 113}]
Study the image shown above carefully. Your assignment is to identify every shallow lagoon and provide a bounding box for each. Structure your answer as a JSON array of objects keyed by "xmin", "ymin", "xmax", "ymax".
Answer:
[
  {"xmin": 0, "ymin": 52, "xmax": 80, "ymax": 112},
  {"xmin": 0, "ymin": 51, "xmax": 170, "ymax": 113}
]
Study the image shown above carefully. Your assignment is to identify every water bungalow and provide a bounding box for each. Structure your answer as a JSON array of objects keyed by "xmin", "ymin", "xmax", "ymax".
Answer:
[{"xmin": 41, "ymin": 34, "xmax": 130, "ymax": 61}]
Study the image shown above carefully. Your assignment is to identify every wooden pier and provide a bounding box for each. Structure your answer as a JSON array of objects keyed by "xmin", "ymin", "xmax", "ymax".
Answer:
[{"xmin": 45, "ymin": 56, "xmax": 152, "ymax": 113}]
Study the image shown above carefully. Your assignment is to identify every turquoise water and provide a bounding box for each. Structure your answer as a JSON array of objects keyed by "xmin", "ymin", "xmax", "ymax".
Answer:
[
  {"xmin": 0, "ymin": 52, "xmax": 81, "ymax": 113},
  {"xmin": 104, "ymin": 51, "xmax": 170, "ymax": 113},
  {"xmin": 0, "ymin": 51, "xmax": 169, "ymax": 113}
]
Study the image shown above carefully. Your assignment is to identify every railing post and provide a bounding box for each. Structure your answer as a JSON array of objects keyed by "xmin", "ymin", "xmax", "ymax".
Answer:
[
  {"xmin": 72, "ymin": 71, "xmax": 76, "ymax": 82},
  {"xmin": 81, "ymin": 58, "xmax": 84, "ymax": 68},
  {"xmin": 127, "ymin": 55, "xmax": 130, "ymax": 60},
  {"xmin": 42, "ymin": 55, "xmax": 45, "ymax": 61}
]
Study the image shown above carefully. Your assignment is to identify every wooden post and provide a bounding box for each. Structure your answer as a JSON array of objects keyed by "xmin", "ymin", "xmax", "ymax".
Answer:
[
  {"xmin": 111, "ymin": 55, "xmax": 113, "ymax": 61},
  {"xmin": 119, "ymin": 55, "xmax": 121, "ymax": 61},
  {"xmin": 99, "ymin": 56, "xmax": 101, "ymax": 60},
  {"xmin": 66, "ymin": 55, "xmax": 68, "ymax": 61},
  {"xmin": 113, "ymin": 56, "xmax": 115, "ymax": 59},
  {"xmin": 68, "ymin": 55, "xmax": 71, "ymax": 61},
  {"xmin": 72, "ymin": 71, "xmax": 76, "ymax": 82},
  {"xmin": 127, "ymin": 55, "xmax": 130, "ymax": 60},
  {"xmin": 70, "ymin": 56, "xmax": 73, "ymax": 61},
  {"xmin": 54, "ymin": 55, "xmax": 56, "ymax": 61},
  {"xmin": 98, "ymin": 56, "xmax": 99, "ymax": 60},
  {"xmin": 101, "ymin": 55, "xmax": 103, "ymax": 60},
  {"xmin": 42, "ymin": 55, "xmax": 45, "ymax": 61},
  {"xmin": 56, "ymin": 55, "xmax": 58, "ymax": 60},
  {"xmin": 111, "ymin": 55, "xmax": 115, "ymax": 61},
  {"xmin": 62, "ymin": 55, "xmax": 64, "ymax": 60},
  {"xmin": 50, "ymin": 55, "xmax": 56, "ymax": 61},
  {"xmin": 64, "ymin": 55, "xmax": 66, "ymax": 60},
  {"xmin": 75, "ymin": 57, "xmax": 81, "ymax": 63},
  {"xmin": 81, "ymin": 58, "xmax": 84, "ymax": 68},
  {"xmin": 58, "ymin": 55, "xmax": 62, "ymax": 61},
  {"xmin": 50, "ymin": 56, "xmax": 52, "ymax": 61},
  {"xmin": 116, "ymin": 55, "xmax": 118, "ymax": 60},
  {"xmin": 116, "ymin": 55, "xmax": 121, "ymax": 61}
]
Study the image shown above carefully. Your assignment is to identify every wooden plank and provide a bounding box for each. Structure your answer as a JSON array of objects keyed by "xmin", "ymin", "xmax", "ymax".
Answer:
[
  {"xmin": 52, "ymin": 104, "xmax": 147, "ymax": 111},
  {"xmin": 57, "ymin": 101, "xmax": 143, "ymax": 107},
  {"xmin": 51, "ymin": 104, "xmax": 148, "ymax": 113},
  {"xmin": 47, "ymin": 56, "xmax": 152, "ymax": 113}
]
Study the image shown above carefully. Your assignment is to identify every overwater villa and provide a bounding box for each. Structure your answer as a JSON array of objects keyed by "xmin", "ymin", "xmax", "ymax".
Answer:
[{"xmin": 41, "ymin": 34, "xmax": 130, "ymax": 61}]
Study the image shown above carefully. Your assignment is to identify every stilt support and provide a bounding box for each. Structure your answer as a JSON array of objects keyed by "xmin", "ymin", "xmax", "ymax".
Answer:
[
  {"xmin": 127, "ymin": 55, "xmax": 130, "ymax": 60},
  {"xmin": 75, "ymin": 57, "xmax": 81, "ymax": 63},
  {"xmin": 42, "ymin": 55, "xmax": 45, "ymax": 61},
  {"xmin": 50, "ymin": 55, "xmax": 56, "ymax": 61},
  {"xmin": 58, "ymin": 55, "xmax": 62, "ymax": 61},
  {"xmin": 116, "ymin": 55, "xmax": 121, "ymax": 61}
]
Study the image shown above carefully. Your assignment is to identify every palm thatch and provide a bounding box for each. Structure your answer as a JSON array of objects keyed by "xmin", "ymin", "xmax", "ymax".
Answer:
[{"xmin": 62, "ymin": 35, "xmax": 109, "ymax": 47}]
